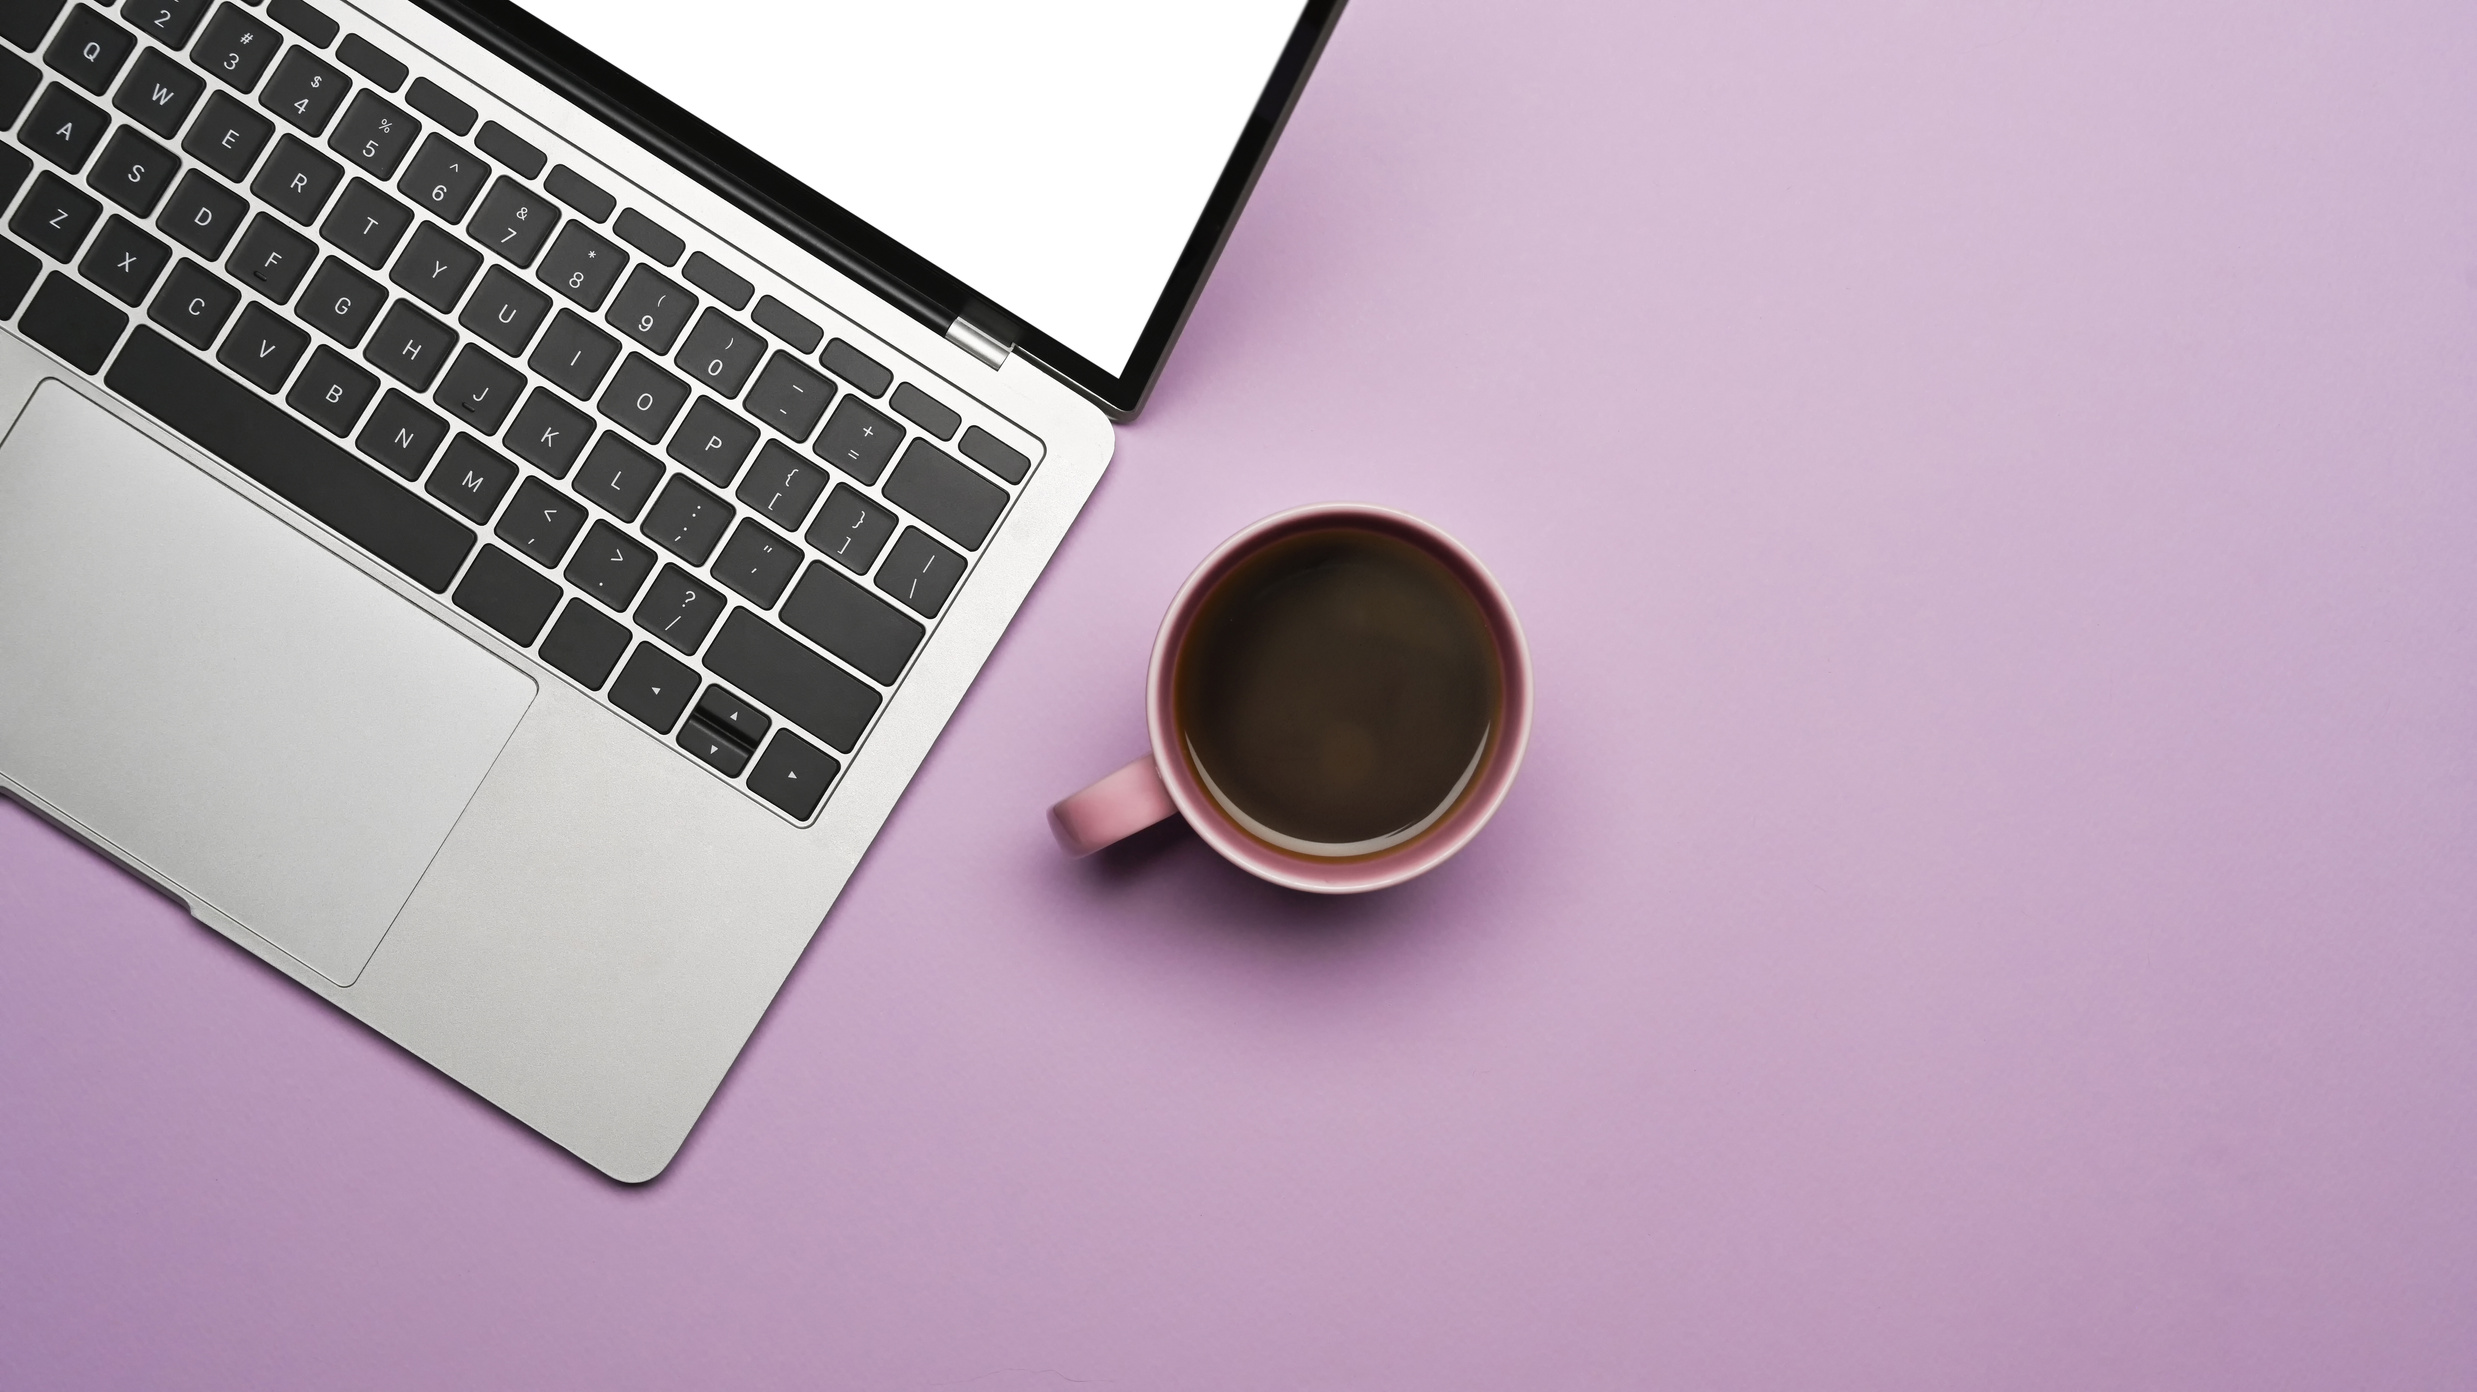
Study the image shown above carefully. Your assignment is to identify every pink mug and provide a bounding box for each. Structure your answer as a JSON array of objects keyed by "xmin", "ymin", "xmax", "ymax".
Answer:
[{"xmin": 1048, "ymin": 504, "xmax": 1532, "ymax": 893}]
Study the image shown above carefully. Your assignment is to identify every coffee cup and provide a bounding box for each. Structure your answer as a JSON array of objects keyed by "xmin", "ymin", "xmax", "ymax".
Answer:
[{"xmin": 1049, "ymin": 504, "xmax": 1531, "ymax": 893}]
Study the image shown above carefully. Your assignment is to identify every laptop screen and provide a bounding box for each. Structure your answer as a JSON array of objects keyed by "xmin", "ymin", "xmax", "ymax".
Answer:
[{"xmin": 512, "ymin": 0, "xmax": 1313, "ymax": 384}]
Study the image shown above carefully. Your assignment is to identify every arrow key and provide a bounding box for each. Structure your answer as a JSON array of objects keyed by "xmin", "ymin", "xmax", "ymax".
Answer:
[
  {"xmin": 677, "ymin": 714, "xmax": 752, "ymax": 777},
  {"xmin": 693, "ymin": 683, "xmax": 770, "ymax": 749},
  {"xmin": 747, "ymin": 728, "xmax": 839, "ymax": 819},
  {"xmin": 609, "ymin": 642, "xmax": 695, "ymax": 734}
]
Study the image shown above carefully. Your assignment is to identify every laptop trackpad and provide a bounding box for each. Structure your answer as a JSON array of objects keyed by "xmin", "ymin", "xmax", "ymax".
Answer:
[{"xmin": 0, "ymin": 381, "xmax": 534, "ymax": 986}]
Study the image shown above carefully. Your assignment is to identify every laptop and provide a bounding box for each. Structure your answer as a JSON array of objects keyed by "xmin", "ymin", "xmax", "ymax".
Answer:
[{"xmin": 0, "ymin": 0, "xmax": 1344, "ymax": 1179}]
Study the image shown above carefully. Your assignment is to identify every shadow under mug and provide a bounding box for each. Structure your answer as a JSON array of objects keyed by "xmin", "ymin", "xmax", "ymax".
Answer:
[{"xmin": 1048, "ymin": 503, "xmax": 1533, "ymax": 893}]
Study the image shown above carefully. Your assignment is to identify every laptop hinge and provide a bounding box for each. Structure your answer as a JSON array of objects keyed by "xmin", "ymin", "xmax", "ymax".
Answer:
[{"xmin": 945, "ymin": 315, "xmax": 1011, "ymax": 370}]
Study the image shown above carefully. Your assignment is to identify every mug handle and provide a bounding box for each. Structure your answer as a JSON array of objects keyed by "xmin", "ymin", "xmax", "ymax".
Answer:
[{"xmin": 1048, "ymin": 756, "xmax": 1178, "ymax": 856}]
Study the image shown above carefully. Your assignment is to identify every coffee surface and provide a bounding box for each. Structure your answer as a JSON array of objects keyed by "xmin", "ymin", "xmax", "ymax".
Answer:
[{"xmin": 1176, "ymin": 528, "xmax": 1500, "ymax": 855}]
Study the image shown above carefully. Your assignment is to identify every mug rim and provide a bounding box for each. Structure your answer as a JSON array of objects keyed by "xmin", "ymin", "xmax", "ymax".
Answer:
[{"xmin": 1145, "ymin": 503, "xmax": 1534, "ymax": 893}]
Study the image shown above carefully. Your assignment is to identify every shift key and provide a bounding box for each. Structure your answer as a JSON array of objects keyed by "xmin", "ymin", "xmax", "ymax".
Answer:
[{"xmin": 702, "ymin": 609, "xmax": 880, "ymax": 752}]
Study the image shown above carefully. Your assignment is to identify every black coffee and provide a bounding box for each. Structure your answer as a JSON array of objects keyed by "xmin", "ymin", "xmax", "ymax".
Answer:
[{"xmin": 1175, "ymin": 527, "xmax": 1502, "ymax": 857}]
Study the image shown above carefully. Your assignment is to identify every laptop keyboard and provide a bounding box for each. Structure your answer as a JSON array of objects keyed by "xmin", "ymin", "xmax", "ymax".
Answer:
[{"xmin": 0, "ymin": 0, "xmax": 1044, "ymax": 823}]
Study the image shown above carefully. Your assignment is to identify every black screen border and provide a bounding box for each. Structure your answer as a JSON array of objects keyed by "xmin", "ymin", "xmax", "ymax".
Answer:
[{"xmin": 410, "ymin": 0, "xmax": 1348, "ymax": 420}]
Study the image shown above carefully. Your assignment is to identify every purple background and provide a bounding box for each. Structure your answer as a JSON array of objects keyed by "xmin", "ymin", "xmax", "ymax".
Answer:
[{"xmin": 9, "ymin": 0, "xmax": 2477, "ymax": 1385}]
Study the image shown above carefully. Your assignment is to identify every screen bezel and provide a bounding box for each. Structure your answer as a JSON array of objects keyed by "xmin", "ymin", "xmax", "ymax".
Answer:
[{"xmin": 411, "ymin": 0, "xmax": 1348, "ymax": 420}]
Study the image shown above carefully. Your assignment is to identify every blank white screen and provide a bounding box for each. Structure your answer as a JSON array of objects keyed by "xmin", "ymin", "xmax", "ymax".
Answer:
[{"xmin": 520, "ymin": 0, "xmax": 1309, "ymax": 376}]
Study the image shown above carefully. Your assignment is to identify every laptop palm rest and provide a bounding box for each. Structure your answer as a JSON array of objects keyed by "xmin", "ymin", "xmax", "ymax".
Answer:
[{"xmin": 0, "ymin": 380, "xmax": 534, "ymax": 986}]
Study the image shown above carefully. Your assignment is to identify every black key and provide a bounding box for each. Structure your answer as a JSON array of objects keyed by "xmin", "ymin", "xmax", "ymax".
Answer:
[
  {"xmin": 0, "ymin": 144, "xmax": 26, "ymax": 206},
  {"xmin": 75, "ymin": 213, "xmax": 163, "ymax": 302},
  {"xmin": 533, "ymin": 219, "xmax": 619, "ymax": 306},
  {"xmin": 608, "ymin": 641, "xmax": 693, "ymax": 731},
  {"xmin": 538, "ymin": 598, "xmax": 626, "ymax": 689},
  {"xmin": 804, "ymin": 482, "xmax": 896, "ymax": 574},
  {"xmin": 596, "ymin": 351, "xmax": 686, "ymax": 443},
  {"xmin": 333, "ymin": 34, "xmax": 400, "ymax": 91},
  {"xmin": 671, "ymin": 307, "xmax": 762, "ymax": 398},
  {"xmin": 750, "ymin": 293, "xmax": 818, "ymax": 352},
  {"xmin": 452, "ymin": 544, "xmax": 558, "ymax": 644},
  {"xmin": 83, "ymin": 124, "xmax": 174, "ymax": 213},
  {"xmin": 293, "ymin": 253, "xmax": 378, "ymax": 343},
  {"xmin": 264, "ymin": 0, "xmax": 333, "ymax": 47},
  {"xmin": 812, "ymin": 394, "xmax": 899, "ymax": 483},
  {"xmin": 888, "ymin": 382, "xmax": 959, "ymax": 441},
  {"xmin": 43, "ymin": 4, "xmax": 132, "ymax": 93},
  {"xmin": 680, "ymin": 249, "xmax": 747, "ymax": 308},
  {"xmin": 958, "ymin": 424, "xmax": 1030, "ymax": 483},
  {"xmin": 711, "ymin": 517, "xmax": 798, "ymax": 608},
  {"xmin": 692, "ymin": 682, "xmax": 768, "ymax": 750},
  {"xmin": 178, "ymin": 88, "xmax": 269, "ymax": 178},
  {"xmin": 251, "ymin": 134, "xmax": 343, "ymax": 222},
  {"xmin": 821, "ymin": 338, "xmax": 890, "ymax": 397},
  {"xmin": 423, "ymin": 432, "xmax": 514, "ymax": 522},
  {"xmin": 22, "ymin": 82, "xmax": 109, "ymax": 170},
  {"xmin": 121, "ymin": 0, "xmax": 206, "ymax": 50},
  {"xmin": 10, "ymin": 170, "xmax": 98, "ymax": 258},
  {"xmin": 0, "ymin": 0, "xmax": 65, "ymax": 51},
  {"xmin": 676, "ymin": 713, "xmax": 751, "ymax": 776},
  {"xmin": 638, "ymin": 473, "xmax": 729, "ymax": 564},
  {"xmin": 693, "ymin": 688, "xmax": 777, "ymax": 762},
  {"xmin": 603, "ymin": 263, "xmax": 693, "ymax": 352},
  {"xmin": 143, "ymin": 255, "xmax": 235, "ymax": 345},
  {"xmin": 874, "ymin": 526, "xmax": 967, "ymax": 619},
  {"xmin": 572, "ymin": 429, "xmax": 659, "ymax": 520},
  {"xmin": 402, "ymin": 75, "xmax": 469, "ymax": 134},
  {"xmin": 502, "ymin": 384, "xmax": 587, "ymax": 476},
  {"xmin": 735, "ymin": 439, "xmax": 825, "ymax": 531},
  {"xmin": 108, "ymin": 327, "xmax": 474, "ymax": 589},
  {"xmin": 884, "ymin": 438, "xmax": 1005, "ymax": 549},
  {"xmin": 527, "ymin": 307, "xmax": 616, "ymax": 396},
  {"xmin": 154, "ymin": 170, "xmax": 241, "ymax": 255},
  {"xmin": 384, "ymin": 218, "xmax": 478, "ymax": 310},
  {"xmin": 743, "ymin": 350, "xmax": 831, "ymax": 440},
  {"xmin": 456, "ymin": 263, "xmax": 547, "ymax": 353},
  {"xmin": 325, "ymin": 89, "xmax": 415, "ymax": 176},
  {"xmin": 316, "ymin": 176, "xmax": 409, "ymax": 266},
  {"xmin": 492, "ymin": 476, "xmax": 584, "ymax": 566},
  {"xmin": 395, "ymin": 133, "xmax": 486, "ymax": 222},
  {"xmin": 191, "ymin": 2, "xmax": 278, "ymax": 91},
  {"xmin": 432, "ymin": 341, "xmax": 519, "ymax": 431},
  {"xmin": 256, "ymin": 46, "xmax": 344, "ymax": 135},
  {"xmin": 781, "ymin": 561, "xmax": 922, "ymax": 684},
  {"xmin": 110, "ymin": 45, "xmax": 200, "ymax": 134},
  {"xmin": 665, "ymin": 394, "xmax": 756, "ymax": 485},
  {"xmin": 283, "ymin": 341, "xmax": 375, "ymax": 433},
  {"xmin": 224, "ymin": 210, "xmax": 311, "ymax": 299},
  {"xmin": 747, "ymin": 729, "xmax": 837, "ymax": 818},
  {"xmin": 632, "ymin": 563, "xmax": 721, "ymax": 654},
  {"xmin": 472, "ymin": 118, "xmax": 540, "ymax": 177},
  {"xmin": 214, "ymin": 300, "xmax": 304, "ymax": 389},
  {"xmin": 543, "ymin": 163, "xmax": 610, "ymax": 220},
  {"xmin": 18, "ymin": 269, "xmax": 121, "ymax": 369},
  {"xmin": 0, "ymin": 46, "xmax": 35, "ymax": 124},
  {"xmin": 703, "ymin": 609, "xmax": 879, "ymax": 752},
  {"xmin": 353, "ymin": 387, "xmax": 443, "ymax": 477},
  {"xmin": 611, "ymin": 208, "xmax": 680, "ymax": 265},
  {"xmin": 563, "ymin": 519, "xmax": 651, "ymax": 610},
  {"xmin": 467, "ymin": 174, "xmax": 555, "ymax": 266},
  {"xmin": 359, "ymin": 295, "xmax": 452, "ymax": 387}
]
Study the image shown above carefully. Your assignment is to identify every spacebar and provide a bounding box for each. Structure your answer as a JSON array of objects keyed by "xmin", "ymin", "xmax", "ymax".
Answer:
[{"xmin": 105, "ymin": 328, "xmax": 475, "ymax": 593}]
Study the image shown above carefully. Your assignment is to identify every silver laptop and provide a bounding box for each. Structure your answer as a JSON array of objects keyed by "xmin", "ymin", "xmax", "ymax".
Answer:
[{"xmin": 0, "ymin": 0, "xmax": 1343, "ymax": 1179}]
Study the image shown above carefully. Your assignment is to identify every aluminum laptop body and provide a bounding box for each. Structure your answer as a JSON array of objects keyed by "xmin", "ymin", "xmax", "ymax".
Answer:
[{"xmin": 0, "ymin": 0, "xmax": 1341, "ymax": 1179}]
